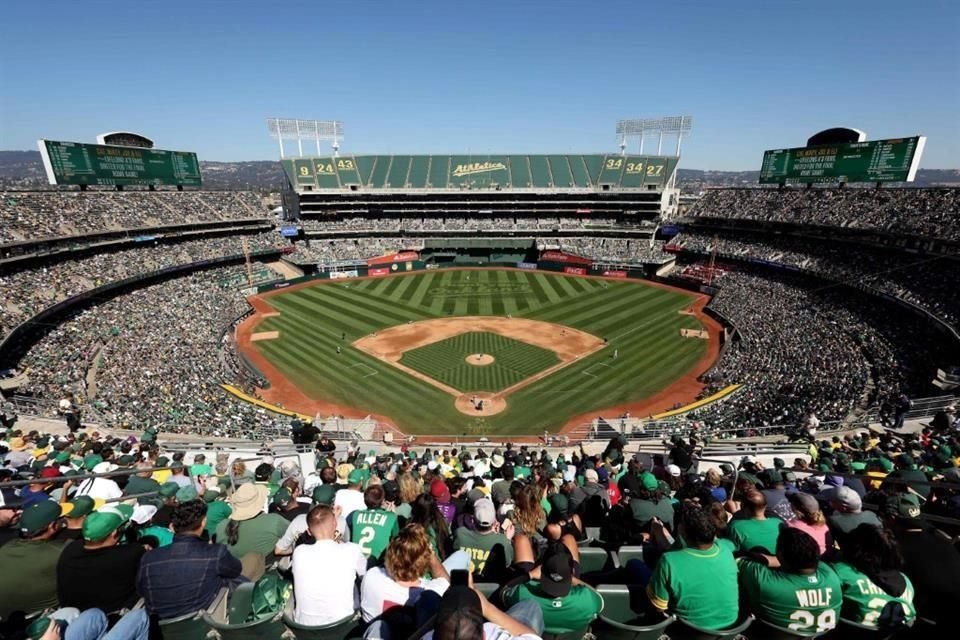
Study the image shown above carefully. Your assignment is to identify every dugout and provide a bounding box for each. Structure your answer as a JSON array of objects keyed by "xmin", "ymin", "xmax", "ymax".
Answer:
[{"xmin": 419, "ymin": 238, "xmax": 538, "ymax": 266}]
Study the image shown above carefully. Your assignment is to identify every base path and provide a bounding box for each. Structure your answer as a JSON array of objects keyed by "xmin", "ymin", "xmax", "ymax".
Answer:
[
  {"xmin": 455, "ymin": 392, "xmax": 506, "ymax": 416},
  {"xmin": 353, "ymin": 316, "xmax": 607, "ymax": 416}
]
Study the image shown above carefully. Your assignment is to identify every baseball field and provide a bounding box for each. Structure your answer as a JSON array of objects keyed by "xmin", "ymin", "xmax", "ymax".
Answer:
[{"xmin": 237, "ymin": 268, "xmax": 719, "ymax": 435}]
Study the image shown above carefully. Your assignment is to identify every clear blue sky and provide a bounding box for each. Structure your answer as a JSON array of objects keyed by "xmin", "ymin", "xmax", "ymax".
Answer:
[{"xmin": 1, "ymin": 0, "xmax": 957, "ymax": 169}]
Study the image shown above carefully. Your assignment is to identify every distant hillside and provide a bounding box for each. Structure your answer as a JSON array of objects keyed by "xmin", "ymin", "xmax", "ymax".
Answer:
[{"xmin": 1, "ymin": 150, "xmax": 956, "ymax": 191}]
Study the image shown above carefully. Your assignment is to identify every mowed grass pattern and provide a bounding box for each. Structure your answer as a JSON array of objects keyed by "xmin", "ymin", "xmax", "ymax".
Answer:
[
  {"xmin": 252, "ymin": 269, "xmax": 708, "ymax": 434},
  {"xmin": 399, "ymin": 332, "xmax": 560, "ymax": 392}
]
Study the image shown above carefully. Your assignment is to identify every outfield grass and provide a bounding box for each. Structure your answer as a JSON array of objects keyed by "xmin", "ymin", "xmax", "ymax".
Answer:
[
  {"xmin": 251, "ymin": 269, "xmax": 708, "ymax": 434},
  {"xmin": 399, "ymin": 331, "xmax": 560, "ymax": 392}
]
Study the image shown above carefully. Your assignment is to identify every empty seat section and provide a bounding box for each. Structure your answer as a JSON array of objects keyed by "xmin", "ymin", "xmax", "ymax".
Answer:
[
  {"xmin": 528, "ymin": 155, "xmax": 552, "ymax": 188},
  {"xmin": 386, "ymin": 155, "xmax": 412, "ymax": 187},
  {"xmin": 335, "ymin": 156, "xmax": 362, "ymax": 185},
  {"xmin": 428, "ymin": 155, "xmax": 450, "ymax": 188},
  {"xmin": 509, "ymin": 156, "xmax": 531, "ymax": 188},
  {"xmin": 619, "ymin": 156, "xmax": 647, "ymax": 189},
  {"xmin": 548, "ymin": 156, "xmax": 574, "ymax": 188},
  {"xmin": 291, "ymin": 159, "xmax": 317, "ymax": 189},
  {"xmin": 582, "ymin": 155, "xmax": 604, "ymax": 185},
  {"xmin": 407, "ymin": 156, "xmax": 430, "ymax": 188},
  {"xmin": 569, "ymin": 156, "xmax": 591, "ymax": 187},
  {"xmin": 598, "ymin": 155, "xmax": 625, "ymax": 186},
  {"xmin": 356, "ymin": 156, "xmax": 376, "ymax": 185},
  {"xmin": 368, "ymin": 156, "xmax": 391, "ymax": 188},
  {"xmin": 312, "ymin": 158, "xmax": 341, "ymax": 188},
  {"xmin": 448, "ymin": 155, "xmax": 475, "ymax": 188}
]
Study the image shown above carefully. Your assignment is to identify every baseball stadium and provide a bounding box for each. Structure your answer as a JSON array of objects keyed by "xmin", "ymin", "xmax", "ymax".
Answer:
[{"xmin": 3, "ymin": 87, "xmax": 960, "ymax": 640}]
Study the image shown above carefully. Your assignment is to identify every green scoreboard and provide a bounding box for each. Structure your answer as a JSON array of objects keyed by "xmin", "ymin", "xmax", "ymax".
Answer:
[
  {"xmin": 38, "ymin": 139, "xmax": 202, "ymax": 187},
  {"xmin": 759, "ymin": 136, "xmax": 925, "ymax": 185}
]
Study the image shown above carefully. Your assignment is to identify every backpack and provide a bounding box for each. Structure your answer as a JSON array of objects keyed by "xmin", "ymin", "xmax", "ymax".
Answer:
[{"xmin": 246, "ymin": 572, "xmax": 292, "ymax": 621}]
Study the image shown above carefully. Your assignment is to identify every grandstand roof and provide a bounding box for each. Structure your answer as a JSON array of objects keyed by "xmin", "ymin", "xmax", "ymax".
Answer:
[{"xmin": 282, "ymin": 154, "xmax": 678, "ymax": 193}]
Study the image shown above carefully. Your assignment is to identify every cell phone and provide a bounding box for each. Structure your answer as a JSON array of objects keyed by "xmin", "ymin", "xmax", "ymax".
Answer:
[{"xmin": 450, "ymin": 569, "xmax": 469, "ymax": 587}]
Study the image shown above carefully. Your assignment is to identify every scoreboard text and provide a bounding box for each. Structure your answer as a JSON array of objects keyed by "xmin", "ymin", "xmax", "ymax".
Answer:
[
  {"xmin": 759, "ymin": 136, "xmax": 925, "ymax": 185},
  {"xmin": 38, "ymin": 140, "xmax": 202, "ymax": 187}
]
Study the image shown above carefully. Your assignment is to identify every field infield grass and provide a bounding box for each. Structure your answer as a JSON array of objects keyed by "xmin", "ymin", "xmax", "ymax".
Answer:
[
  {"xmin": 399, "ymin": 331, "xmax": 560, "ymax": 393},
  {"xmin": 248, "ymin": 269, "xmax": 712, "ymax": 435}
]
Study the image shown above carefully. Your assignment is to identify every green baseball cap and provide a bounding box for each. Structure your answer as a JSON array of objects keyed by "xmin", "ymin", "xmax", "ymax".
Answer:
[
  {"xmin": 272, "ymin": 487, "xmax": 293, "ymax": 506},
  {"xmin": 884, "ymin": 493, "xmax": 921, "ymax": 520},
  {"xmin": 312, "ymin": 484, "xmax": 337, "ymax": 505},
  {"xmin": 156, "ymin": 456, "xmax": 170, "ymax": 466},
  {"xmin": 203, "ymin": 489, "xmax": 220, "ymax": 503},
  {"xmin": 347, "ymin": 469, "xmax": 364, "ymax": 485},
  {"xmin": 158, "ymin": 482, "xmax": 180, "ymax": 498},
  {"xmin": 83, "ymin": 454, "xmax": 103, "ymax": 471},
  {"xmin": 19, "ymin": 501, "xmax": 62, "ymax": 536},
  {"xmin": 55, "ymin": 451, "xmax": 71, "ymax": 464},
  {"xmin": 175, "ymin": 485, "xmax": 198, "ymax": 502},
  {"xmin": 61, "ymin": 495, "xmax": 95, "ymax": 518},
  {"xmin": 82, "ymin": 504, "xmax": 133, "ymax": 542},
  {"xmin": 116, "ymin": 454, "xmax": 135, "ymax": 466},
  {"xmin": 640, "ymin": 472, "xmax": 658, "ymax": 492}
]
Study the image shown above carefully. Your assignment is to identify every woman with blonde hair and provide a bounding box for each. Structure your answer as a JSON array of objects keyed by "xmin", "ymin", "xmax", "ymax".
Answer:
[
  {"xmin": 395, "ymin": 473, "xmax": 421, "ymax": 520},
  {"xmin": 359, "ymin": 524, "xmax": 470, "ymax": 624},
  {"xmin": 786, "ymin": 492, "xmax": 831, "ymax": 555}
]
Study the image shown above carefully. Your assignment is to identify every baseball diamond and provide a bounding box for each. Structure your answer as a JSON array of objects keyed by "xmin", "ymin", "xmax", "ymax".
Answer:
[{"xmin": 238, "ymin": 268, "xmax": 721, "ymax": 435}]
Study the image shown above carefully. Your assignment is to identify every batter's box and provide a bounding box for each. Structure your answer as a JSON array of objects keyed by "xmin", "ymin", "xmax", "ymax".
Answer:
[
  {"xmin": 582, "ymin": 362, "xmax": 612, "ymax": 378},
  {"xmin": 350, "ymin": 363, "xmax": 379, "ymax": 378}
]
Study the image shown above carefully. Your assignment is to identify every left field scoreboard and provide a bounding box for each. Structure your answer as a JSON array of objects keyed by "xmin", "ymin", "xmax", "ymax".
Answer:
[{"xmin": 38, "ymin": 139, "xmax": 202, "ymax": 187}]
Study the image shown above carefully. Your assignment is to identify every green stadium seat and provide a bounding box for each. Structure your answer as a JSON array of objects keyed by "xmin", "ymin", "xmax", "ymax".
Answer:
[
  {"xmin": 615, "ymin": 546, "xmax": 644, "ymax": 568},
  {"xmin": 474, "ymin": 582, "xmax": 499, "ymax": 599},
  {"xmin": 158, "ymin": 587, "xmax": 226, "ymax": 640},
  {"xmin": 201, "ymin": 581, "xmax": 287, "ymax": 639},
  {"xmin": 542, "ymin": 626, "xmax": 593, "ymax": 640},
  {"xmin": 281, "ymin": 610, "xmax": 362, "ymax": 640},
  {"xmin": 509, "ymin": 156, "xmax": 531, "ymax": 187},
  {"xmin": 549, "ymin": 156, "xmax": 574, "ymax": 188},
  {"xmin": 428, "ymin": 156, "xmax": 450, "ymax": 188},
  {"xmin": 670, "ymin": 613, "xmax": 754, "ymax": 640},
  {"xmin": 752, "ymin": 617, "xmax": 832, "ymax": 639},
  {"xmin": 577, "ymin": 547, "xmax": 610, "ymax": 574},
  {"xmin": 407, "ymin": 156, "xmax": 430, "ymax": 188},
  {"xmin": 528, "ymin": 155, "xmax": 552, "ymax": 188}
]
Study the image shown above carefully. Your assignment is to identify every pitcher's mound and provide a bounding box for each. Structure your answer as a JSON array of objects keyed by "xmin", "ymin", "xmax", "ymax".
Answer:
[
  {"xmin": 455, "ymin": 392, "xmax": 506, "ymax": 416},
  {"xmin": 466, "ymin": 353, "xmax": 495, "ymax": 366}
]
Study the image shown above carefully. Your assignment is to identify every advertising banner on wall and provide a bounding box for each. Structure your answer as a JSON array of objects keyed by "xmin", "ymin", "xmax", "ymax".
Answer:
[
  {"xmin": 516, "ymin": 262, "xmax": 538, "ymax": 270},
  {"xmin": 602, "ymin": 270, "xmax": 628, "ymax": 278},
  {"xmin": 369, "ymin": 267, "xmax": 391, "ymax": 276},
  {"xmin": 563, "ymin": 266, "xmax": 587, "ymax": 276},
  {"xmin": 540, "ymin": 250, "xmax": 592, "ymax": 266},
  {"xmin": 367, "ymin": 251, "xmax": 420, "ymax": 267},
  {"xmin": 330, "ymin": 270, "xmax": 359, "ymax": 279}
]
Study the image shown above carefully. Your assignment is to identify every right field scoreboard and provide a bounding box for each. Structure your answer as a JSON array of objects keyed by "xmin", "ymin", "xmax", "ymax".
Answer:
[{"xmin": 759, "ymin": 136, "xmax": 926, "ymax": 185}]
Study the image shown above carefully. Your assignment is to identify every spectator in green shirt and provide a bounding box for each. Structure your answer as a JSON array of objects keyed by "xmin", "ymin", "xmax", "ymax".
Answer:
[
  {"xmin": 0, "ymin": 501, "xmax": 68, "ymax": 618},
  {"xmin": 203, "ymin": 489, "xmax": 232, "ymax": 536},
  {"xmin": 647, "ymin": 503, "xmax": 739, "ymax": 630},
  {"xmin": 728, "ymin": 490, "xmax": 784, "ymax": 553},
  {"xmin": 214, "ymin": 483, "xmax": 288, "ymax": 560},
  {"xmin": 453, "ymin": 497, "xmax": 513, "ymax": 579},
  {"xmin": 502, "ymin": 544, "xmax": 603, "ymax": 635},
  {"xmin": 739, "ymin": 528, "xmax": 842, "ymax": 633}
]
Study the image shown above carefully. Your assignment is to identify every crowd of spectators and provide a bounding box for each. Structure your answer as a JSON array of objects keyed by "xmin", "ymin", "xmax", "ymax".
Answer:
[
  {"xmin": 288, "ymin": 238, "xmax": 411, "ymax": 264},
  {"xmin": 692, "ymin": 266, "xmax": 944, "ymax": 434},
  {"xmin": 671, "ymin": 230, "xmax": 960, "ymax": 329},
  {"xmin": 299, "ymin": 216, "xmax": 622, "ymax": 233},
  {"xmin": 0, "ymin": 191, "xmax": 266, "ymax": 244},
  {"xmin": 15, "ymin": 266, "xmax": 283, "ymax": 436},
  {"xmin": 0, "ymin": 233, "xmax": 287, "ymax": 341},
  {"xmin": 686, "ymin": 187, "xmax": 960, "ymax": 241},
  {"xmin": 2, "ymin": 421, "xmax": 959, "ymax": 639},
  {"xmin": 552, "ymin": 238, "xmax": 672, "ymax": 263}
]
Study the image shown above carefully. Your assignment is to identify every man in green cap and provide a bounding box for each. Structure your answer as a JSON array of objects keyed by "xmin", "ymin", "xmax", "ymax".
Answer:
[
  {"xmin": 203, "ymin": 488, "xmax": 232, "ymax": 536},
  {"xmin": 57, "ymin": 504, "xmax": 145, "ymax": 613},
  {"xmin": 152, "ymin": 481, "xmax": 180, "ymax": 527},
  {"xmin": 629, "ymin": 471, "xmax": 674, "ymax": 530},
  {"xmin": 124, "ymin": 461, "xmax": 162, "ymax": 501},
  {"xmin": 61, "ymin": 495, "xmax": 96, "ymax": 541},
  {"xmin": 0, "ymin": 500, "xmax": 67, "ymax": 617}
]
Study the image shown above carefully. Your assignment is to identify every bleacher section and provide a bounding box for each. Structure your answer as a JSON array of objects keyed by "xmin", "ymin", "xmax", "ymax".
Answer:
[{"xmin": 283, "ymin": 154, "xmax": 679, "ymax": 192}]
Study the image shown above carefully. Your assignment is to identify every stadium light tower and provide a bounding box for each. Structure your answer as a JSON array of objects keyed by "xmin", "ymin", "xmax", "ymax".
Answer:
[
  {"xmin": 267, "ymin": 118, "xmax": 344, "ymax": 158},
  {"xmin": 616, "ymin": 116, "xmax": 693, "ymax": 156}
]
